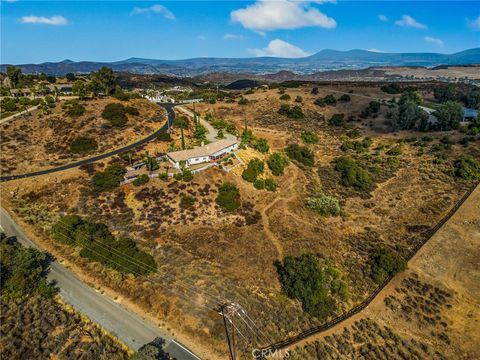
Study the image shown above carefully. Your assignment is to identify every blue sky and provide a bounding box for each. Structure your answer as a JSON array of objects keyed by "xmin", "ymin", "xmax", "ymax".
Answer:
[{"xmin": 1, "ymin": 1, "xmax": 479, "ymax": 64}]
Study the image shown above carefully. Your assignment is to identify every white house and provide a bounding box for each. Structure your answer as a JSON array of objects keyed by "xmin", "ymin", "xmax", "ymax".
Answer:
[{"xmin": 167, "ymin": 139, "xmax": 238, "ymax": 169}]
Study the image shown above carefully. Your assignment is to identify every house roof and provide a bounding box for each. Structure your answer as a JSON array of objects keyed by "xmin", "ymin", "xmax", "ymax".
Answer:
[{"xmin": 167, "ymin": 138, "xmax": 237, "ymax": 162}]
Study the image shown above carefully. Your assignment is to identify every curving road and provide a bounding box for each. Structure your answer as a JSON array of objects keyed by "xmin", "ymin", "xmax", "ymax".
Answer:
[
  {"xmin": 0, "ymin": 206, "xmax": 201, "ymax": 360},
  {"xmin": 0, "ymin": 103, "xmax": 176, "ymax": 182}
]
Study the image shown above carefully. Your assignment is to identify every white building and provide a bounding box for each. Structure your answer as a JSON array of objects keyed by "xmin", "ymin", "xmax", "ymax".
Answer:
[{"xmin": 167, "ymin": 139, "xmax": 238, "ymax": 169}]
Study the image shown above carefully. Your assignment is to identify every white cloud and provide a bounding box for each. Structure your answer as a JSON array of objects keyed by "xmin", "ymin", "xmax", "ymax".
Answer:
[
  {"xmin": 395, "ymin": 15, "xmax": 427, "ymax": 29},
  {"xmin": 249, "ymin": 39, "xmax": 309, "ymax": 58},
  {"xmin": 424, "ymin": 36, "xmax": 444, "ymax": 47},
  {"xmin": 467, "ymin": 15, "xmax": 480, "ymax": 31},
  {"xmin": 378, "ymin": 14, "xmax": 388, "ymax": 22},
  {"xmin": 368, "ymin": 48, "xmax": 384, "ymax": 53},
  {"xmin": 231, "ymin": 0, "xmax": 336, "ymax": 32},
  {"xmin": 223, "ymin": 33, "xmax": 246, "ymax": 40},
  {"xmin": 130, "ymin": 4, "xmax": 175, "ymax": 20},
  {"xmin": 20, "ymin": 15, "xmax": 68, "ymax": 25}
]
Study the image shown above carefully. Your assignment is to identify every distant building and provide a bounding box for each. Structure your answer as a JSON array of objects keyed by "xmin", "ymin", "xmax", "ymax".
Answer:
[
  {"xmin": 167, "ymin": 139, "xmax": 238, "ymax": 169},
  {"xmin": 464, "ymin": 108, "xmax": 478, "ymax": 121}
]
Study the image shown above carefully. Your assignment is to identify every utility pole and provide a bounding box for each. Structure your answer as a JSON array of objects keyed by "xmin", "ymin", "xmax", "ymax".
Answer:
[{"xmin": 219, "ymin": 303, "xmax": 244, "ymax": 360}]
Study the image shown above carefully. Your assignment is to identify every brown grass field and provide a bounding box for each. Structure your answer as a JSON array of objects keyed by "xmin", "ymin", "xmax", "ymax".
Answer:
[{"xmin": 1, "ymin": 84, "xmax": 479, "ymax": 359}]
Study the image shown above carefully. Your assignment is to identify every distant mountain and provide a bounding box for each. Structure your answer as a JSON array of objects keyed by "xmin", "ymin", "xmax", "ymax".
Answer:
[{"xmin": 2, "ymin": 48, "xmax": 479, "ymax": 77}]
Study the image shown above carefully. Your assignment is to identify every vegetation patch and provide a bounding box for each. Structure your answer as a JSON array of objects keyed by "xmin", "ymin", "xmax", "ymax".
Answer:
[
  {"xmin": 285, "ymin": 143, "xmax": 315, "ymax": 167},
  {"xmin": 216, "ymin": 182, "xmax": 241, "ymax": 212},
  {"xmin": 69, "ymin": 136, "xmax": 98, "ymax": 154},
  {"xmin": 91, "ymin": 163, "xmax": 127, "ymax": 192},
  {"xmin": 334, "ymin": 156, "xmax": 373, "ymax": 191},
  {"xmin": 307, "ymin": 194, "xmax": 341, "ymax": 217},
  {"xmin": 267, "ymin": 152, "xmax": 290, "ymax": 176}
]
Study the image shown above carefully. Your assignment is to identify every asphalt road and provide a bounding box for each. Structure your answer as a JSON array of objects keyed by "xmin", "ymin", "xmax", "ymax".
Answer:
[
  {"xmin": 0, "ymin": 103, "xmax": 176, "ymax": 182},
  {"xmin": 0, "ymin": 207, "xmax": 201, "ymax": 360}
]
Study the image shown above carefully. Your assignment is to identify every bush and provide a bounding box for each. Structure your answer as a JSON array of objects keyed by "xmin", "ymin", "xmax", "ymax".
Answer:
[
  {"xmin": 91, "ymin": 163, "xmax": 126, "ymax": 191},
  {"xmin": 339, "ymin": 94, "xmax": 351, "ymax": 102},
  {"xmin": 334, "ymin": 157, "xmax": 373, "ymax": 191},
  {"xmin": 253, "ymin": 138, "xmax": 270, "ymax": 153},
  {"xmin": 285, "ymin": 143, "xmax": 315, "ymax": 166},
  {"xmin": 216, "ymin": 182, "xmax": 241, "ymax": 211},
  {"xmin": 242, "ymin": 158, "xmax": 264, "ymax": 182},
  {"xmin": 157, "ymin": 132, "xmax": 172, "ymax": 141},
  {"xmin": 311, "ymin": 87, "xmax": 319, "ymax": 95},
  {"xmin": 301, "ymin": 131, "xmax": 319, "ymax": 144},
  {"xmin": 295, "ymin": 96, "xmax": 303, "ymax": 103},
  {"xmin": 278, "ymin": 104, "xmax": 304, "ymax": 119},
  {"xmin": 253, "ymin": 178, "xmax": 265, "ymax": 190},
  {"xmin": 323, "ymin": 94, "xmax": 337, "ymax": 105},
  {"xmin": 181, "ymin": 169, "xmax": 193, "ymax": 181},
  {"xmin": 314, "ymin": 98, "xmax": 326, "ymax": 107},
  {"xmin": 125, "ymin": 105, "xmax": 139, "ymax": 116},
  {"xmin": 238, "ymin": 97, "xmax": 249, "ymax": 105},
  {"xmin": 361, "ymin": 101, "xmax": 381, "ymax": 118},
  {"xmin": 264, "ymin": 178, "xmax": 277, "ymax": 192},
  {"xmin": 102, "ymin": 103, "xmax": 128, "ymax": 127},
  {"xmin": 267, "ymin": 152, "xmax": 289, "ymax": 176},
  {"xmin": 329, "ymin": 113, "xmax": 345, "ymax": 126},
  {"xmin": 277, "ymin": 253, "xmax": 349, "ymax": 319},
  {"xmin": 133, "ymin": 174, "xmax": 149, "ymax": 186},
  {"xmin": 180, "ymin": 195, "xmax": 196, "ymax": 208},
  {"xmin": 279, "ymin": 94, "xmax": 291, "ymax": 101},
  {"xmin": 158, "ymin": 172, "xmax": 168, "ymax": 181},
  {"xmin": 381, "ymin": 83, "xmax": 402, "ymax": 94},
  {"xmin": 454, "ymin": 156, "xmax": 480, "ymax": 180},
  {"xmin": 63, "ymin": 100, "xmax": 85, "ymax": 118},
  {"xmin": 369, "ymin": 247, "xmax": 407, "ymax": 284},
  {"xmin": 69, "ymin": 136, "xmax": 98, "ymax": 154},
  {"xmin": 307, "ymin": 195, "xmax": 341, "ymax": 217}
]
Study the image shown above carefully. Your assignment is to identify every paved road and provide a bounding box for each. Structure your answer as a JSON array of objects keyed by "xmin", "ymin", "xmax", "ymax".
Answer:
[
  {"xmin": 0, "ymin": 207, "xmax": 201, "ymax": 360},
  {"xmin": 0, "ymin": 103, "xmax": 176, "ymax": 182},
  {"xmin": 0, "ymin": 105, "xmax": 40, "ymax": 125}
]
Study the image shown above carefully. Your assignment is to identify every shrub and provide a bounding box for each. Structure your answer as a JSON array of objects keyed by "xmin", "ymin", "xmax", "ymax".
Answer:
[
  {"xmin": 277, "ymin": 253, "xmax": 349, "ymax": 319},
  {"xmin": 253, "ymin": 178, "xmax": 265, "ymax": 190},
  {"xmin": 264, "ymin": 178, "xmax": 277, "ymax": 192},
  {"xmin": 323, "ymin": 94, "xmax": 337, "ymax": 105},
  {"xmin": 295, "ymin": 96, "xmax": 303, "ymax": 103},
  {"xmin": 63, "ymin": 100, "xmax": 85, "ymax": 118},
  {"xmin": 158, "ymin": 172, "xmax": 168, "ymax": 181},
  {"xmin": 180, "ymin": 195, "xmax": 196, "ymax": 208},
  {"xmin": 253, "ymin": 138, "xmax": 269, "ymax": 153},
  {"xmin": 329, "ymin": 113, "xmax": 345, "ymax": 126},
  {"xmin": 334, "ymin": 157, "xmax": 373, "ymax": 191},
  {"xmin": 454, "ymin": 156, "xmax": 480, "ymax": 180},
  {"xmin": 339, "ymin": 94, "xmax": 351, "ymax": 102},
  {"xmin": 102, "ymin": 103, "xmax": 128, "ymax": 127},
  {"xmin": 267, "ymin": 152, "xmax": 289, "ymax": 176},
  {"xmin": 381, "ymin": 83, "xmax": 402, "ymax": 94},
  {"xmin": 238, "ymin": 97, "xmax": 249, "ymax": 105},
  {"xmin": 216, "ymin": 182, "xmax": 241, "ymax": 212},
  {"xmin": 285, "ymin": 143, "xmax": 315, "ymax": 166},
  {"xmin": 280, "ymin": 94, "xmax": 291, "ymax": 101},
  {"xmin": 307, "ymin": 195, "xmax": 341, "ymax": 217},
  {"xmin": 314, "ymin": 98, "xmax": 326, "ymax": 107},
  {"xmin": 242, "ymin": 158, "xmax": 264, "ymax": 182},
  {"xmin": 369, "ymin": 247, "xmax": 407, "ymax": 284},
  {"xmin": 69, "ymin": 136, "xmax": 98, "ymax": 154},
  {"xmin": 278, "ymin": 104, "xmax": 304, "ymax": 119},
  {"xmin": 301, "ymin": 131, "xmax": 319, "ymax": 144},
  {"xmin": 386, "ymin": 143, "xmax": 403, "ymax": 156},
  {"xmin": 51, "ymin": 215, "xmax": 83, "ymax": 245},
  {"xmin": 311, "ymin": 87, "xmax": 319, "ymax": 95},
  {"xmin": 157, "ymin": 132, "xmax": 172, "ymax": 141},
  {"xmin": 181, "ymin": 169, "xmax": 193, "ymax": 181},
  {"xmin": 133, "ymin": 174, "xmax": 149, "ymax": 186},
  {"xmin": 91, "ymin": 163, "xmax": 126, "ymax": 191}
]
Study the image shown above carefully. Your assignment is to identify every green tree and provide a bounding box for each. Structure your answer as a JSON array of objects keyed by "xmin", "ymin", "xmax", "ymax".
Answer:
[
  {"xmin": 102, "ymin": 103, "xmax": 128, "ymax": 127},
  {"xmin": 72, "ymin": 80, "xmax": 87, "ymax": 99},
  {"xmin": 90, "ymin": 66, "xmax": 115, "ymax": 95},
  {"xmin": 434, "ymin": 101, "xmax": 463, "ymax": 131},
  {"xmin": 6, "ymin": 66, "xmax": 22, "ymax": 88},
  {"xmin": 253, "ymin": 138, "xmax": 270, "ymax": 153},
  {"xmin": 144, "ymin": 153, "xmax": 159, "ymax": 172},
  {"xmin": 242, "ymin": 158, "xmax": 264, "ymax": 182},
  {"xmin": 133, "ymin": 174, "xmax": 150, "ymax": 186},
  {"xmin": 301, "ymin": 131, "xmax": 319, "ymax": 144},
  {"xmin": 334, "ymin": 157, "xmax": 373, "ymax": 191},
  {"xmin": 91, "ymin": 163, "xmax": 127, "ymax": 191},
  {"xmin": 65, "ymin": 72, "xmax": 76, "ymax": 82},
  {"xmin": 174, "ymin": 116, "xmax": 189, "ymax": 150},
  {"xmin": 307, "ymin": 195, "xmax": 341, "ymax": 217},
  {"xmin": 285, "ymin": 143, "xmax": 315, "ymax": 166},
  {"xmin": 454, "ymin": 156, "xmax": 480, "ymax": 180},
  {"xmin": 369, "ymin": 247, "xmax": 407, "ymax": 284},
  {"xmin": 267, "ymin": 152, "xmax": 289, "ymax": 176},
  {"xmin": 70, "ymin": 136, "xmax": 98, "ymax": 154}
]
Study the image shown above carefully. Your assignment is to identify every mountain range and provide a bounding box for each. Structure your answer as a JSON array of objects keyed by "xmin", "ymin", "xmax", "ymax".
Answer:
[{"xmin": 2, "ymin": 48, "xmax": 479, "ymax": 77}]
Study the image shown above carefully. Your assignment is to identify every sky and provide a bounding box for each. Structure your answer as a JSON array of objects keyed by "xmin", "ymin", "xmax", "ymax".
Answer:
[{"xmin": 1, "ymin": 1, "xmax": 479, "ymax": 64}]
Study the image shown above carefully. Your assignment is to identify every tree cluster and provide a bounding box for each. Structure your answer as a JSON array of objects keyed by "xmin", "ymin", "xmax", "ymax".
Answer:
[
  {"xmin": 216, "ymin": 182, "xmax": 241, "ymax": 212},
  {"xmin": 278, "ymin": 104, "xmax": 304, "ymax": 119},
  {"xmin": 285, "ymin": 143, "xmax": 315, "ymax": 167},
  {"xmin": 91, "ymin": 163, "xmax": 127, "ymax": 191},
  {"xmin": 51, "ymin": 215, "xmax": 156, "ymax": 275},
  {"xmin": 334, "ymin": 156, "xmax": 373, "ymax": 191}
]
